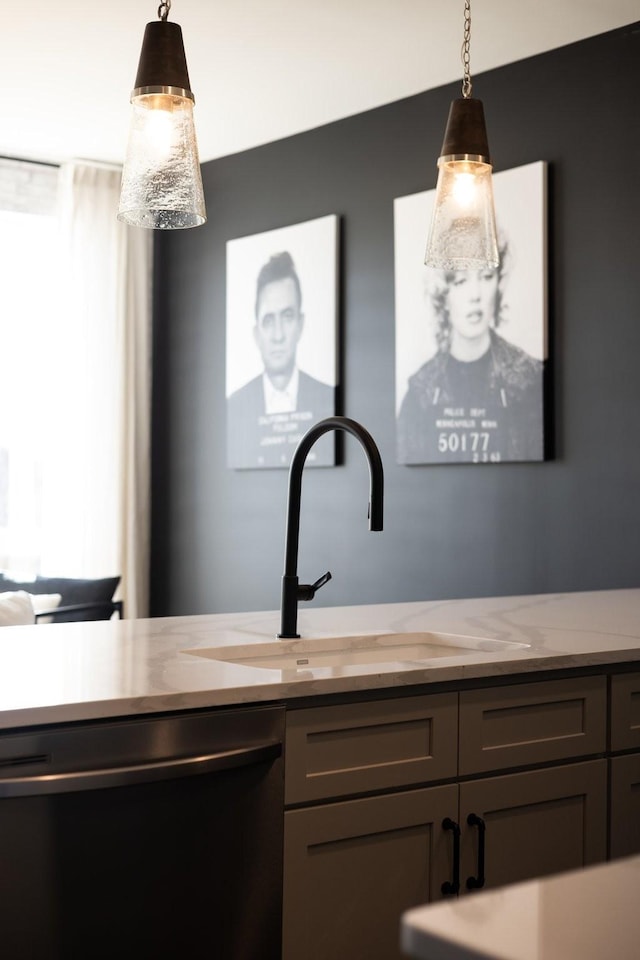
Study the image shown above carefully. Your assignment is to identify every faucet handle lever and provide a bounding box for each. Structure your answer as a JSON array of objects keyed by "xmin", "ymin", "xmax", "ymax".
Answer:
[
  {"xmin": 298, "ymin": 571, "xmax": 332, "ymax": 602},
  {"xmin": 312, "ymin": 570, "xmax": 332, "ymax": 593}
]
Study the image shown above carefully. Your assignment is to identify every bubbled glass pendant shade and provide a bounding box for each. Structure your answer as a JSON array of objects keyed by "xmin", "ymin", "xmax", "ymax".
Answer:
[
  {"xmin": 118, "ymin": 92, "xmax": 206, "ymax": 229},
  {"xmin": 425, "ymin": 157, "xmax": 498, "ymax": 270}
]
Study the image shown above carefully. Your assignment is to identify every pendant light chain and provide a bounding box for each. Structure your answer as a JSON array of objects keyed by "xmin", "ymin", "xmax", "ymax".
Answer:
[
  {"xmin": 461, "ymin": 0, "xmax": 472, "ymax": 99},
  {"xmin": 158, "ymin": 1, "xmax": 171, "ymax": 21}
]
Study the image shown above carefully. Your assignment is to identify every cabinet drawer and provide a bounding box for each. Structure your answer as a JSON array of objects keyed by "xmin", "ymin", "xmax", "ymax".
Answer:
[
  {"xmin": 610, "ymin": 673, "xmax": 640, "ymax": 751},
  {"xmin": 285, "ymin": 694, "xmax": 457, "ymax": 804},
  {"xmin": 459, "ymin": 676, "xmax": 606, "ymax": 775}
]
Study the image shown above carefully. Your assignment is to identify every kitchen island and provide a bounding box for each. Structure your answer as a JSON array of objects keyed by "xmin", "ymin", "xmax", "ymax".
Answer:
[{"xmin": 1, "ymin": 587, "xmax": 639, "ymax": 960}]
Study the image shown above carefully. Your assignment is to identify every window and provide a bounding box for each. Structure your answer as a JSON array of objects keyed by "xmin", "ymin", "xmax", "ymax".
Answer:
[
  {"xmin": 0, "ymin": 159, "xmax": 60, "ymax": 576},
  {"xmin": 0, "ymin": 158, "xmax": 152, "ymax": 616}
]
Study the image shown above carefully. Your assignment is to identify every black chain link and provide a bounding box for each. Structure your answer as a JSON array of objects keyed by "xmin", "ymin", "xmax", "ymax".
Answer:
[{"xmin": 461, "ymin": 0, "xmax": 472, "ymax": 98}]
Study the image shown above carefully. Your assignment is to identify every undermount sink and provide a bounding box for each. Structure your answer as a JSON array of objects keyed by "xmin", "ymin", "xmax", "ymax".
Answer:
[{"xmin": 184, "ymin": 632, "xmax": 529, "ymax": 671}]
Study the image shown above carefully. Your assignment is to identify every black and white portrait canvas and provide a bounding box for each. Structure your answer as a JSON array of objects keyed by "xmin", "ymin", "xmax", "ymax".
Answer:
[
  {"xmin": 226, "ymin": 215, "xmax": 338, "ymax": 469},
  {"xmin": 395, "ymin": 161, "xmax": 547, "ymax": 465}
]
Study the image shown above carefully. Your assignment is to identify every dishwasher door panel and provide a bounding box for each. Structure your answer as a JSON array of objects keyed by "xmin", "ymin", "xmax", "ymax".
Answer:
[{"xmin": 0, "ymin": 705, "xmax": 285, "ymax": 960}]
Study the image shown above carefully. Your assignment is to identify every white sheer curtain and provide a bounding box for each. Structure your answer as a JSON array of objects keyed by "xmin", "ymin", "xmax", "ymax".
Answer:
[{"xmin": 41, "ymin": 162, "xmax": 153, "ymax": 618}]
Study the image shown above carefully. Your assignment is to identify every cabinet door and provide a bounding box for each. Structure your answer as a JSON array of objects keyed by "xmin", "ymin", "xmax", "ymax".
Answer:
[
  {"xmin": 610, "ymin": 754, "xmax": 640, "ymax": 859},
  {"xmin": 459, "ymin": 759, "xmax": 607, "ymax": 892},
  {"xmin": 283, "ymin": 783, "xmax": 457, "ymax": 960}
]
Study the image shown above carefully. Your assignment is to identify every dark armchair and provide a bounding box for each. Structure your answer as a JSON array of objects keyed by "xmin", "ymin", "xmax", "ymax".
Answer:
[{"xmin": 0, "ymin": 574, "xmax": 122, "ymax": 623}]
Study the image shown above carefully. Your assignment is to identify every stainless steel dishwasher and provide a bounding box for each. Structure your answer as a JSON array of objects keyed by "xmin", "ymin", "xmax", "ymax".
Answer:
[{"xmin": 0, "ymin": 704, "xmax": 284, "ymax": 959}]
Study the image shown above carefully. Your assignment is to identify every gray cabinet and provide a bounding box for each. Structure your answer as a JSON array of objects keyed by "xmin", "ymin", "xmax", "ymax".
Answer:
[
  {"xmin": 283, "ymin": 760, "xmax": 608, "ymax": 960},
  {"xmin": 457, "ymin": 676, "xmax": 608, "ymax": 890},
  {"xmin": 610, "ymin": 672, "xmax": 640, "ymax": 859},
  {"xmin": 282, "ymin": 679, "xmax": 609, "ymax": 959},
  {"xmin": 610, "ymin": 754, "xmax": 640, "ymax": 858},
  {"xmin": 283, "ymin": 784, "xmax": 456, "ymax": 960},
  {"xmin": 459, "ymin": 760, "xmax": 607, "ymax": 891},
  {"xmin": 283, "ymin": 693, "xmax": 458, "ymax": 960}
]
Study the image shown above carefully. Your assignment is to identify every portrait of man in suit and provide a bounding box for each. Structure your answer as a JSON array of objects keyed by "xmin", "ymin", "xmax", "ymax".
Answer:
[{"xmin": 226, "ymin": 217, "xmax": 338, "ymax": 469}]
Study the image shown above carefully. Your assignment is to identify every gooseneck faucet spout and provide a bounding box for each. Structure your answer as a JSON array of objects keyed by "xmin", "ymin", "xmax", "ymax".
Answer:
[{"xmin": 278, "ymin": 416, "xmax": 384, "ymax": 639}]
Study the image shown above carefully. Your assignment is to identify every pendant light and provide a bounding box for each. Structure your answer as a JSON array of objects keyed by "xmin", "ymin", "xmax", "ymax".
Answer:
[
  {"xmin": 118, "ymin": 1, "xmax": 206, "ymax": 230},
  {"xmin": 424, "ymin": 0, "xmax": 498, "ymax": 270}
]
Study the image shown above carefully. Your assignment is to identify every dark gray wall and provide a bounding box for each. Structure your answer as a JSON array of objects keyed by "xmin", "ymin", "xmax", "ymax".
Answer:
[{"xmin": 150, "ymin": 23, "xmax": 639, "ymax": 617}]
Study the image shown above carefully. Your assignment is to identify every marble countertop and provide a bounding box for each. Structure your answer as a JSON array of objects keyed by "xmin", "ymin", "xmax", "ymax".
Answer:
[
  {"xmin": 401, "ymin": 854, "xmax": 640, "ymax": 960},
  {"xmin": 1, "ymin": 587, "xmax": 639, "ymax": 730}
]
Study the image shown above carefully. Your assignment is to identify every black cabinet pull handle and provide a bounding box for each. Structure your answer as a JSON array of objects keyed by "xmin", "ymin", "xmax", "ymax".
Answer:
[
  {"xmin": 441, "ymin": 817, "xmax": 461, "ymax": 895},
  {"xmin": 466, "ymin": 813, "xmax": 486, "ymax": 890}
]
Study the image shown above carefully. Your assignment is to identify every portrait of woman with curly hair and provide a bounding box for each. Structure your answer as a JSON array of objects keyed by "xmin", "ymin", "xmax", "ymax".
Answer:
[{"xmin": 395, "ymin": 162, "xmax": 547, "ymax": 465}]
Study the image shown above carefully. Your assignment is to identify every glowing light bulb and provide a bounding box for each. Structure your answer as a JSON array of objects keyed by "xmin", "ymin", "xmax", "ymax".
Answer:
[
  {"xmin": 452, "ymin": 171, "xmax": 476, "ymax": 207},
  {"xmin": 144, "ymin": 97, "xmax": 175, "ymax": 160}
]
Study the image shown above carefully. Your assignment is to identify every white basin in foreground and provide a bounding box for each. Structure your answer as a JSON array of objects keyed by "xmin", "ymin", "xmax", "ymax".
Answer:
[{"xmin": 185, "ymin": 632, "xmax": 529, "ymax": 671}]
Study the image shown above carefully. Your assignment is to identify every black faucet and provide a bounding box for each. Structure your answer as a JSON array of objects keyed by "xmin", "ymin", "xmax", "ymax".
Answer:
[{"xmin": 278, "ymin": 416, "xmax": 384, "ymax": 639}]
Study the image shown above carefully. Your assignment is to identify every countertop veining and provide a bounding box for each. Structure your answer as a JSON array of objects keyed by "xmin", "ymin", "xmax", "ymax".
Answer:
[{"xmin": 1, "ymin": 587, "xmax": 639, "ymax": 730}]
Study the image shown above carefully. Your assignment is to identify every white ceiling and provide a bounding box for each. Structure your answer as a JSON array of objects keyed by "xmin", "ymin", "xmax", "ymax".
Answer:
[{"xmin": 3, "ymin": 1, "xmax": 638, "ymax": 166}]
